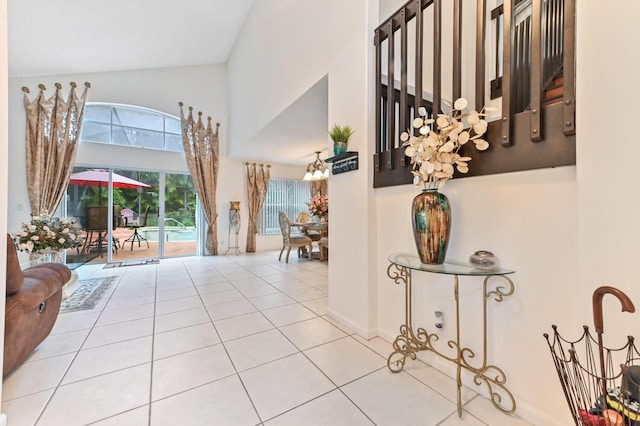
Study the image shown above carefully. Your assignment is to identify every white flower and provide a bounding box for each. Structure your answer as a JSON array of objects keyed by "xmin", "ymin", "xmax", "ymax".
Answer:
[{"xmin": 400, "ymin": 97, "xmax": 491, "ymax": 189}]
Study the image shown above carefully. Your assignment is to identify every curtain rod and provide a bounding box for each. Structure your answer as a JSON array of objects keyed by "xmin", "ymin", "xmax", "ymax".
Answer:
[
  {"xmin": 21, "ymin": 82, "xmax": 90, "ymax": 94},
  {"xmin": 178, "ymin": 101, "xmax": 220, "ymax": 127}
]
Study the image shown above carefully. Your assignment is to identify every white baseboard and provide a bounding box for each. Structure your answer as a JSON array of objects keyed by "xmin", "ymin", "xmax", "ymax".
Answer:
[{"xmin": 325, "ymin": 307, "xmax": 378, "ymax": 339}]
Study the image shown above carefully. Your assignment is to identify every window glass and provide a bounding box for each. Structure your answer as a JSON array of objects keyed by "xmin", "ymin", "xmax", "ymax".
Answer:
[
  {"xmin": 80, "ymin": 122, "xmax": 111, "ymax": 144},
  {"xmin": 80, "ymin": 103, "xmax": 183, "ymax": 152},
  {"xmin": 83, "ymin": 105, "xmax": 112, "ymax": 123},
  {"xmin": 112, "ymin": 106, "xmax": 163, "ymax": 131},
  {"xmin": 258, "ymin": 178, "xmax": 311, "ymax": 235}
]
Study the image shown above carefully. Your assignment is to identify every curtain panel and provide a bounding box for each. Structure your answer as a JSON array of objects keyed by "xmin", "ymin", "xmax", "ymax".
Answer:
[
  {"xmin": 179, "ymin": 103, "xmax": 220, "ymax": 255},
  {"xmin": 23, "ymin": 82, "xmax": 90, "ymax": 215},
  {"xmin": 246, "ymin": 162, "xmax": 271, "ymax": 253}
]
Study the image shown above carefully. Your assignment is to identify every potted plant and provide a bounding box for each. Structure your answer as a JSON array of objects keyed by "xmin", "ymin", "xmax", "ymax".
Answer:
[{"xmin": 328, "ymin": 124, "xmax": 355, "ymax": 155}]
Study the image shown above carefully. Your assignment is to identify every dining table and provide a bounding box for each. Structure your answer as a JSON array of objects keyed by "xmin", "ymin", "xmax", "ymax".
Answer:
[{"xmin": 291, "ymin": 221, "xmax": 328, "ymax": 259}]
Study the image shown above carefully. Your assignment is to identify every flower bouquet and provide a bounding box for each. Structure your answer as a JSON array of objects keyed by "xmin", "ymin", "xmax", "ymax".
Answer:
[
  {"xmin": 401, "ymin": 98, "xmax": 495, "ymax": 189},
  {"xmin": 308, "ymin": 195, "xmax": 328, "ymax": 221},
  {"xmin": 13, "ymin": 211, "xmax": 84, "ymax": 254}
]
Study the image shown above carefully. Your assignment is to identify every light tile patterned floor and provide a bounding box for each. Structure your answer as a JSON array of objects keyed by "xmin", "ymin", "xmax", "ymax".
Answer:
[{"xmin": 2, "ymin": 251, "xmax": 533, "ymax": 425}]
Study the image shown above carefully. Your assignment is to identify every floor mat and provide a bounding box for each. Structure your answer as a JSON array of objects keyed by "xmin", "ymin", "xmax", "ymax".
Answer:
[
  {"xmin": 103, "ymin": 258, "xmax": 160, "ymax": 268},
  {"xmin": 59, "ymin": 276, "xmax": 118, "ymax": 313}
]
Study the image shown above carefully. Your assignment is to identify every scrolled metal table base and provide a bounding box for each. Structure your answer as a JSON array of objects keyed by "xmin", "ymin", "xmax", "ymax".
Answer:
[{"xmin": 386, "ymin": 262, "xmax": 516, "ymax": 417}]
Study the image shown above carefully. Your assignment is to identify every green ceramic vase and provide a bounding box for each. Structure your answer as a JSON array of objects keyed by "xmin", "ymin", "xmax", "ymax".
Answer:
[
  {"xmin": 333, "ymin": 142, "xmax": 347, "ymax": 155},
  {"xmin": 412, "ymin": 189, "xmax": 451, "ymax": 264}
]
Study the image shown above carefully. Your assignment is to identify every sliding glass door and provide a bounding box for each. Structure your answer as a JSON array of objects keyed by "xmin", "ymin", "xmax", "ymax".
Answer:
[{"xmin": 66, "ymin": 167, "xmax": 196, "ymax": 264}]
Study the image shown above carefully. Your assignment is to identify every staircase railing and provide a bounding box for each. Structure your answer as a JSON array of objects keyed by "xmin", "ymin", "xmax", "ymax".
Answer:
[{"xmin": 373, "ymin": 0, "xmax": 576, "ymax": 188}]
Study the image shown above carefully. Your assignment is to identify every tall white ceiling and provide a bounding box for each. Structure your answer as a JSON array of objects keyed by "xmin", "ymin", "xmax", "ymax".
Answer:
[
  {"xmin": 8, "ymin": 0, "xmax": 255, "ymax": 77},
  {"xmin": 7, "ymin": 0, "xmax": 329, "ymax": 166}
]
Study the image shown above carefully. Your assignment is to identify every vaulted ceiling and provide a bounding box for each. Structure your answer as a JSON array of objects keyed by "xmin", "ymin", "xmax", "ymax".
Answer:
[{"xmin": 8, "ymin": 0, "xmax": 330, "ymax": 166}]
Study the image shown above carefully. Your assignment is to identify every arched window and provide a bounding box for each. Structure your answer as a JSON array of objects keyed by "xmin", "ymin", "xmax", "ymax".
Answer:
[{"xmin": 80, "ymin": 103, "xmax": 183, "ymax": 152}]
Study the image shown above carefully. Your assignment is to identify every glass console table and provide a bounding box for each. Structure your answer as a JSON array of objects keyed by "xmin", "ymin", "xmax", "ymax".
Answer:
[{"xmin": 386, "ymin": 253, "xmax": 516, "ymax": 417}]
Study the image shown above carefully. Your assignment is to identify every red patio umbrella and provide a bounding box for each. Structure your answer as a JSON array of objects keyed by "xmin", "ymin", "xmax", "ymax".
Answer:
[
  {"xmin": 69, "ymin": 169, "xmax": 150, "ymax": 204},
  {"xmin": 69, "ymin": 169, "xmax": 150, "ymax": 189}
]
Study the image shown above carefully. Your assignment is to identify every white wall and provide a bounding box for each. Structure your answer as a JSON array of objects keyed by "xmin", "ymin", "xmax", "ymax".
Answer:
[
  {"xmin": 576, "ymin": 1, "xmax": 640, "ymax": 350},
  {"xmin": 0, "ymin": 0, "xmax": 8, "ymax": 419},
  {"xmin": 227, "ymin": 0, "xmax": 365, "ymax": 157}
]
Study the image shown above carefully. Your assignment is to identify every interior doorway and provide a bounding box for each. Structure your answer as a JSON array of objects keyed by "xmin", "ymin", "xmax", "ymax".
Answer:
[{"xmin": 65, "ymin": 167, "xmax": 197, "ymax": 264}]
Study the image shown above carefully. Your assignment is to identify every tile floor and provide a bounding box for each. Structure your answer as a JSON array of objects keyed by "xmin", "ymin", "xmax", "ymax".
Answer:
[{"xmin": 2, "ymin": 251, "xmax": 533, "ymax": 425}]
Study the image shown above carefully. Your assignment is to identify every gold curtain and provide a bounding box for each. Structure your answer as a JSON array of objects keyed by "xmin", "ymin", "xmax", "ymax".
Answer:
[
  {"xmin": 179, "ymin": 103, "xmax": 220, "ymax": 255},
  {"xmin": 246, "ymin": 162, "xmax": 271, "ymax": 253},
  {"xmin": 23, "ymin": 82, "xmax": 90, "ymax": 215}
]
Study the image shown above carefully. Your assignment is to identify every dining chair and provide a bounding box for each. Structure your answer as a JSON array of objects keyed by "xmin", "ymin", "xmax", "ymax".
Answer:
[{"xmin": 278, "ymin": 211, "xmax": 312, "ymax": 263}]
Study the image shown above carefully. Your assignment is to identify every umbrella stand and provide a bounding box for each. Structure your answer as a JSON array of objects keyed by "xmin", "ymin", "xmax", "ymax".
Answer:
[{"xmin": 544, "ymin": 287, "xmax": 638, "ymax": 426}]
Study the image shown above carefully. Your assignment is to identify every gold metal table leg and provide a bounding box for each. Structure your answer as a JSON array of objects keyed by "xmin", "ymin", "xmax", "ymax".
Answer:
[{"xmin": 386, "ymin": 263, "xmax": 517, "ymax": 416}]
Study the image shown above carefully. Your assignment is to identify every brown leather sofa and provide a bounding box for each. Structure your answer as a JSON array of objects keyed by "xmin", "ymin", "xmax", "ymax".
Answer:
[{"xmin": 4, "ymin": 234, "xmax": 71, "ymax": 376}]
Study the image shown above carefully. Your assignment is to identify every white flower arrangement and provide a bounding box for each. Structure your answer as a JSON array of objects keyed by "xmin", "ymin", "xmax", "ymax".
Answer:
[
  {"xmin": 401, "ymin": 98, "xmax": 495, "ymax": 190},
  {"xmin": 13, "ymin": 210, "xmax": 84, "ymax": 253}
]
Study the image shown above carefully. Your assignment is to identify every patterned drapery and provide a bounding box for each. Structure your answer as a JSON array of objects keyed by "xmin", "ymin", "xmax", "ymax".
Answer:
[
  {"xmin": 180, "ymin": 103, "xmax": 220, "ymax": 255},
  {"xmin": 23, "ymin": 82, "xmax": 90, "ymax": 215},
  {"xmin": 246, "ymin": 162, "xmax": 271, "ymax": 253}
]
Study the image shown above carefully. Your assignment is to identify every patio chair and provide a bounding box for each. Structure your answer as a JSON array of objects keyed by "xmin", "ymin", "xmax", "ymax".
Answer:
[{"xmin": 124, "ymin": 205, "xmax": 150, "ymax": 250}]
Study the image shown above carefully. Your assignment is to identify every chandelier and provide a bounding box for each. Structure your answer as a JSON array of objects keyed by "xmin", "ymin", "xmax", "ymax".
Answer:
[{"xmin": 302, "ymin": 151, "xmax": 329, "ymax": 181}]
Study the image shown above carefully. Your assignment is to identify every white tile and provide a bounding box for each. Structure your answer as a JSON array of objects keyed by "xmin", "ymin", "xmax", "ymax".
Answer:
[
  {"xmin": 403, "ymin": 359, "xmax": 477, "ymax": 405},
  {"xmin": 38, "ymin": 364, "xmax": 151, "ymax": 425},
  {"xmin": 1, "ymin": 389, "xmax": 52, "ymax": 426},
  {"xmin": 153, "ymin": 322, "xmax": 220, "ymax": 359},
  {"xmin": 463, "ymin": 394, "xmax": 533, "ymax": 425},
  {"xmin": 243, "ymin": 282, "xmax": 281, "ymax": 296},
  {"xmin": 304, "ymin": 337, "xmax": 386, "ymax": 386},
  {"xmin": 213, "ymin": 312, "xmax": 274, "ymax": 342},
  {"xmin": 91, "ymin": 405, "xmax": 149, "ymax": 425},
  {"xmin": 225, "ymin": 329, "xmax": 298, "ymax": 372},
  {"xmin": 152, "ymin": 344, "xmax": 235, "ymax": 401},
  {"xmin": 83, "ymin": 317, "xmax": 154, "ymax": 349},
  {"xmin": 96, "ymin": 303, "xmax": 155, "ymax": 326},
  {"xmin": 150, "ymin": 374, "xmax": 259, "ymax": 426},
  {"xmin": 261, "ymin": 303, "xmax": 318, "ymax": 327},
  {"xmin": 282, "ymin": 287, "xmax": 327, "ymax": 302},
  {"xmin": 342, "ymin": 369, "xmax": 456, "ymax": 426},
  {"xmin": 439, "ymin": 409, "xmax": 487, "ymax": 426},
  {"xmin": 352, "ymin": 335, "xmax": 393, "ymax": 358},
  {"xmin": 265, "ymin": 389, "xmax": 374, "ymax": 426},
  {"xmin": 240, "ymin": 353, "xmax": 335, "ymax": 421},
  {"xmin": 200, "ymin": 289, "xmax": 244, "ymax": 306},
  {"xmin": 194, "ymin": 282, "xmax": 234, "ymax": 294},
  {"xmin": 62, "ymin": 336, "xmax": 152, "ymax": 384},
  {"xmin": 206, "ymin": 299, "xmax": 256, "ymax": 321},
  {"xmin": 27, "ymin": 329, "xmax": 91, "ymax": 361},
  {"xmin": 2, "ymin": 353, "xmax": 75, "ymax": 400},
  {"xmin": 154, "ymin": 307, "xmax": 211, "ymax": 333},
  {"xmin": 155, "ymin": 286, "xmax": 198, "ymax": 301},
  {"xmin": 279, "ymin": 317, "xmax": 347, "ymax": 350},
  {"xmin": 269, "ymin": 280, "xmax": 311, "ymax": 292},
  {"xmin": 51, "ymin": 311, "xmax": 101, "ymax": 334},
  {"xmin": 155, "ymin": 295, "xmax": 204, "ymax": 315},
  {"xmin": 249, "ymin": 292, "xmax": 296, "ymax": 310},
  {"xmin": 301, "ymin": 297, "xmax": 328, "ymax": 316}
]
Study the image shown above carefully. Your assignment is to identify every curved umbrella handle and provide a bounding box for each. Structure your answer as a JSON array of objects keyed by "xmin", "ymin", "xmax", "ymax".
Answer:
[{"xmin": 593, "ymin": 286, "xmax": 635, "ymax": 333}]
